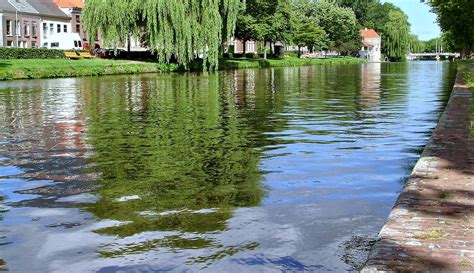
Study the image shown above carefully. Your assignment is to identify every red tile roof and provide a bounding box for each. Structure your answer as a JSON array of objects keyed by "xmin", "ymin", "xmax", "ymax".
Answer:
[
  {"xmin": 360, "ymin": 28, "xmax": 380, "ymax": 39},
  {"xmin": 51, "ymin": 0, "xmax": 84, "ymax": 8}
]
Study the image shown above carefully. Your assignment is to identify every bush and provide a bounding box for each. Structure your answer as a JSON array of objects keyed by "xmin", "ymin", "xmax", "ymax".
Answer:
[
  {"xmin": 0, "ymin": 47, "xmax": 65, "ymax": 59},
  {"xmin": 245, "ymin": 52, "xmax": 259, "ymax": 59}
]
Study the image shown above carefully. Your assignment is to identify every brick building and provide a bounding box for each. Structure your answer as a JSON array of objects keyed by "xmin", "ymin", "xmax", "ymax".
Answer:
[{"xmin": 0, "ymin": 0, "xmax": 70, "ymax": 48}]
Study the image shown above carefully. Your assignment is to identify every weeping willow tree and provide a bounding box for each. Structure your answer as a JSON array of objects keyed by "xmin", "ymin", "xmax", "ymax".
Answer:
[
  {"xmin": 83, "ymin": 0, "xmax": 242, "ymax": 70},
  {"xmin": 383, "ymin": 9, "xmax": 410, "ymax": 61}
]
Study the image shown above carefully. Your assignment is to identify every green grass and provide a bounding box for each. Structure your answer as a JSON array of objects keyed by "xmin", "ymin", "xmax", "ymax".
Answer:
[
  {"xmin": 220, "ymin": 56, "xmax": 364, "ymax": 70},
  {"xmin": 0, "ymin": 59, "xmax": 177, "ymax": 80},
  {"xmin": 0, "ymin": 56, "xmax": 364, "ymax": 81}
]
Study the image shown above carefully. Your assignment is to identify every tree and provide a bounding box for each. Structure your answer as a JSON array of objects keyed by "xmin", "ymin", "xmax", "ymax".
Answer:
[
  {"xmin": 234, "ymin": 0, "xmax": 293, "ymax": 59},
  {"xmin": 234, "ymin": 13, "xmax": 258, "ymax": 55},
  {"xmin": 293, "ymin": 23, "xmax": 327, "ymax": 56},
  {"xmin": 315, "ymin": 2, "xmax": 360, "ymax": 55},
  {"xmin": 408, "ymin": 34, "xmax": 426, "ymax": 53},
  {"xmin": 425, "ymin": 0, "xmax": 474, "ymax": 56},
  {"xmin": 291, "ymin": 0, "xmax": 327, "ymax": 56},
  {"xmin": 83, "ymin": 0, "xmax": 242, "ymax": 70},
  {"xmin": 332, "ymin": 0, "xmax": 380, "ymax": 23}
]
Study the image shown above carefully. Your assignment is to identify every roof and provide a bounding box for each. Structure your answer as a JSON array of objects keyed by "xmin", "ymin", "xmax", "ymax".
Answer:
[
  {"xmin": 7, "ymin": 0, "xmax": 38, "ymax": 14},
  {"xmin": 26, "ymin": 0, "xmax": 70, "ymax": 18},
  {"xmin": 51, "ymin": 0, "xmax": 84, "ymax": 8},
  {"xmin": 360, "ymin": 28, "xmax": 380, "ymax": 39},
  {"xmin": 0, "ymin": 1, "xmax": 16, "ymax": 12}
]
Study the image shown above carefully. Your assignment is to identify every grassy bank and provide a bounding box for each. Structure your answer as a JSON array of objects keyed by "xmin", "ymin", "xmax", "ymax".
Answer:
[
  {"xmin": 220, "ymin": 56, "xmax": 364, "ymax": 70},
  {"xmin": 0, "ymin": 56, "xmax": 364, "ymax": 81},
  {"xmin": 460, "ymin": 61, "xmax": 473, "ymax": 88},
  {"xmin": 0, "ymin": 59, "xmax": 177, "ymax": 81}
]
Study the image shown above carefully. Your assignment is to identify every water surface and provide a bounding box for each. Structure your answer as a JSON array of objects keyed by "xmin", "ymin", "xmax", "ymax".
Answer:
[{"xmin": 0, "ymin": 62, "xmax": 456, "ymax": 272}]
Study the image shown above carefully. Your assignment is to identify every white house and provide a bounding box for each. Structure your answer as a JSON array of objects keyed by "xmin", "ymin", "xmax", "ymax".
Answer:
[
  {"xmin": 27, "ymin": 0, "xmax": 71, "ymax": 48},
  {"xmin": 359, "ymin": 28, "xmax": 382, "ymax": 62}
]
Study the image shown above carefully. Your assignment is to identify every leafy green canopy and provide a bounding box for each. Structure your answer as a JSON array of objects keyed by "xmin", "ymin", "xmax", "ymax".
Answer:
[
  {"xmin": 83, "ymin": 0, "xmax": 242, "ymax": 70},
  {"xmin": 234, "ymin": 0, "xmax": 293, "ymax": 49},
  {"xmin": 332, "ymin": 0, "xmax": 379, "ymax": 22},
  {"xmin": 364, "ymin": 2, "xmax": 410, "ymax": 61},
  {"xmin": 290, "ymin": 0, "xmax": 360, "ymax": 54},
  {"xmin": 427, "ymin": 0, "xmax": 474, "ymax": 55}
]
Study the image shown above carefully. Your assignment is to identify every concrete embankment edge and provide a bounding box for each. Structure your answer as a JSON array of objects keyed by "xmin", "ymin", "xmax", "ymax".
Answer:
[{"xmin": 362, "ymin": 67, "xmax": 474, "ymax": 272}]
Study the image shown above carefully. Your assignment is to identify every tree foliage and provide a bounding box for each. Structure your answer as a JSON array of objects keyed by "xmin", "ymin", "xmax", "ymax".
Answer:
[
  {"xmin": 234, "ymin": 0, "xmax": 293, "ymax": 57},
  {"xmin": 364, "ymin": 2, "xmax": 410, "ymax": 61},
  {"xmin": 315, "ymin": 1, "xmax": 360, "ymax": 54},
  {"xmin": 408, "ymin": 34, "xmax": 426, "ymax": 53},
  {"xmin": 332, "ymin": 0, "xmax": 379, "ymax": 23},
  {"xmin": 83, "ymin": 0, "xmax": 242, "ymax": 70},
  {"xmin": 426, "ymin": 0, "xmax": 474, "ymax": 55},
  {"xmin": 293, "ymin": 23, "xmax": 327, "ymax": 55}
]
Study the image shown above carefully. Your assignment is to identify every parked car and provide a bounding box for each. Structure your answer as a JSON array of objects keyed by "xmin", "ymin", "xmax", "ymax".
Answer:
[{"xmin": 43, "ymin": 33, "xmax": 83, "ymax": 50}]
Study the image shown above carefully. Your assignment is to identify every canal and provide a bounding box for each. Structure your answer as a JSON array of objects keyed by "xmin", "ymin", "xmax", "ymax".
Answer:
[{"xmin": 0, "ymin": 62, "xmax": 456, "ymax": 272}]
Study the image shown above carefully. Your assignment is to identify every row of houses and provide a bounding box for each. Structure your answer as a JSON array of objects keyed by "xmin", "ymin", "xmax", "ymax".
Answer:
[
  {"xmin": 0, "ymin": 0, "xmax": 382, "ymax": 61},
  {"xmin": 0, "ymin": 0, "xmax": 89, "ymax": 48},
  {"xmin": 232, "ymin": 28, "xmax": 382, "ymax": 62}
]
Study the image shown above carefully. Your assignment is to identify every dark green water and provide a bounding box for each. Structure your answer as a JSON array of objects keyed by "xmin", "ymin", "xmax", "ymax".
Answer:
[{"xmin": 0, "ymin": 62, "xmax": 456, "ymax": 272}]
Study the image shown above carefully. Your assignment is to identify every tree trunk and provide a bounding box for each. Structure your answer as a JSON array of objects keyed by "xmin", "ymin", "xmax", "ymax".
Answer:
[
  {"xmin": 127, "ymin": 33, "xmax": 131, "ymax": 54},
  {"xmin": 298, "ymin": 46, "xmax": 301, "ymax": 58},
  {"xmin": 243, "ymin": 40, "xmax": 247, "ymax": 55},
  {"xmin": 263, "ymin": 41, "xmax": 267, "ymax": 60}
]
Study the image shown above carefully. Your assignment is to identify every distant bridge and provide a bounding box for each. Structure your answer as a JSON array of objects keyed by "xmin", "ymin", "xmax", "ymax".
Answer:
[{"xmin": 407, "ymin": 52, "xmax": 460, "ymax": 60}]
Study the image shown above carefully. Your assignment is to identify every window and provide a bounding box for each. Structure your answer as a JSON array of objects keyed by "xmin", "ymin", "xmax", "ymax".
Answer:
[
  {"xmin": 75, "ymin": 24, "xmax": 80, "ymax": 33},
  {"xmin": 24, "ymin": 21, "xmax": 30, "ymax": 37},
  {"xmin": 43, "ymin": 23, "xmax": 47, "ymax": 38},
  {"xmin": 50, "ymin": 23, "xmax": 54, "ymax": 36},
  {"xmin": 43, "ymin": 42, "xmax": 48, "ymax": 48},
  {"xmin": 51, "ymin": 42, "xmax": 59, "ymax": 48},
  {"xmin": 6, "ymin": 20, "xmax": 12, "ymax": 36},
  {"xmin": 57, "ymin": 24, "xmax": 61, "ymax": 33},
  {"xmin": 32, "ymin": 23, "xmax": 37, "ymax": 37},
  {"xmin": 31, "ymin": 41, "xmax": 36, "ymax": 48},
  {"xmin": 73, "ymin": 41, "xmax": 82, "ymax": 48},
  {"xmin": 16, "ymin": 20, "xmax": 20, "ymax": 37},
  {"xmin": 75, "ymin": 15, "xmax": 80, "ymax": 23},
  {"xmin": 63, "ymin": 25, "xmax": 67, "ymax": 33},
  {"xmin": 7, "ymin": 41, "xmax": 13, "ymax": 47}
]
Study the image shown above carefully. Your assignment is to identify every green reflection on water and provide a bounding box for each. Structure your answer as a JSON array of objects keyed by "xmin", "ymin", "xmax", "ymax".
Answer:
[
  {"xmin": 98, "ymin": 235, "xmax": 215, "ymax": 258},
  {"xmin": 82, "ymin": 73, "xmax": 265, "ymax": 239}
]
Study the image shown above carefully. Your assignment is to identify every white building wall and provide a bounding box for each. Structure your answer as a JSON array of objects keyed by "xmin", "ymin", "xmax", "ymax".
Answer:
[
  {"xmin": 40, "ymin": 18, "xmax": 71, "ymax": 48},
  {"xmin": 0, "ymin": 14, "xmax": 3, "ymax": 47}
]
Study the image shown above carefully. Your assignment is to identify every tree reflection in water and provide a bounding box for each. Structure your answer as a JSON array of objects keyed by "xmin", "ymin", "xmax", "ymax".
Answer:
[{"xmin": 82, "ymin": 73, "xmax": 265, "ymax": 256}]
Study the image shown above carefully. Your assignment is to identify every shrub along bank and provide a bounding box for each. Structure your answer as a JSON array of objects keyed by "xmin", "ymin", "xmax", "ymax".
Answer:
[
  {"xmin": 0, "ymin": 59, "xmax": 176, "ymax": 80},
  {"xmin": 0, "ymin": 48, "xmax": 66, "ymax": 59},
  {"xmin": 220, "ymin": 56, "xmax": 364, "ymax": 70}
]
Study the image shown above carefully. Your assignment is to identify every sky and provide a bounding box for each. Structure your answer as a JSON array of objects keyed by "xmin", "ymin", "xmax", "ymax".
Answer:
[{"xmin": 382, "ymin": 0, "xmax": 441, "ymax": 41}]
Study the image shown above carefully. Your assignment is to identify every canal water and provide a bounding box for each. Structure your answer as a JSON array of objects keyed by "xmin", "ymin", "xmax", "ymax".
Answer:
[{"xmin": 0, "ymin": 62, "xmax": 456, "ymax": 272}]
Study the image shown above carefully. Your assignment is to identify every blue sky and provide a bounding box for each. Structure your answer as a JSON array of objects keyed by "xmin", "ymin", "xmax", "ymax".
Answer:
[{"xmin": 382, "ymin": 0, "xmax": 441, "ymax": 41}]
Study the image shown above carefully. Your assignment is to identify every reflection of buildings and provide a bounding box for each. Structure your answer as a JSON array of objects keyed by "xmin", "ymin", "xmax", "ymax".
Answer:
[
  {"xmin": 0, "ymin": 78, "xmax": 92, "ymax": 184},
  {"xmin": 359, "ymin": 63, "xmax": 381, "ymax": 109}
]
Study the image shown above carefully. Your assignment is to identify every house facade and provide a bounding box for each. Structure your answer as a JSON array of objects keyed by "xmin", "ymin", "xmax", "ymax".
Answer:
[
  {"xmin": 52, "ymin": 0, "xmax": 86, "ymax": 42},
  {"xmin": 0, "ymin": 0, "xmax": 70, "ymax": 48},
  {"xmin": 359, "ymin": 28, "xmax": 382, "ymax": 62},
  {"xmin": 0, "ymin": 0, "xmax": 41, "ymax": 48},
  {"xmin": 28, "ymin": 0, "xmax": 72, "ymax": 48}
]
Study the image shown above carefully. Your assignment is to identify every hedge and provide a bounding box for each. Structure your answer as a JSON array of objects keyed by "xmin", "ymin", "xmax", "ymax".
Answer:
[{"xmin": 0, "ymin": 47, "xmax": 65, "ymax": 59}]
